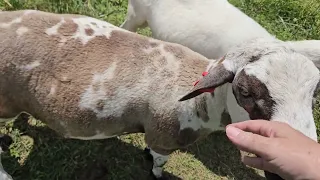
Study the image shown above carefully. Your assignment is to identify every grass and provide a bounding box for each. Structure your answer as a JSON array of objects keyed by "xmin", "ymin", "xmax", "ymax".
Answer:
[{"xmin": 0, "ymin": 0, "xmax": 319, "ymax": 179}]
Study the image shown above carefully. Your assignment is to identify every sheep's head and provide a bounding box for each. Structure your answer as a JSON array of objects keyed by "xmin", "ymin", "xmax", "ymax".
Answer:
[{"xmin": 179, "ymin": 38, "xmax": 320, "ymax": 128}]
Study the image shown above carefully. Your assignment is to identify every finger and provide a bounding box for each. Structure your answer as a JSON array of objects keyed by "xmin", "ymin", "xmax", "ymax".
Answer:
[
  {"xmin": 226, "ymin": 126, "xmax": 275, "ymax": 157},
  {"xmin": 242, "ymin": 156, "xmax": 274, "ymax": 173},
  {"xmin": 228, "ymin": 120, "xmax": 282, "ymax": 137}
]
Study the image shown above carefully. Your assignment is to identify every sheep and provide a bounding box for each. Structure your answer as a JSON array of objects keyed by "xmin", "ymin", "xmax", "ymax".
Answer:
[
  {"xmin": 0, "ymin": 9, "xmax": 319, "ymax": 180},
  {"xmin": 120, "ymin": 0, "xmax": 320, "ymax": 61},
  {"xmin": 120, "ymin": 0, "xmax": 275, "ymax": 60}
]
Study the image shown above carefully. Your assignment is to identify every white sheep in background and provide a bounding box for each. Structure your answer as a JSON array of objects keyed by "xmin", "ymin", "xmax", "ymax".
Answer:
[
  {"xmin": 0, "ymin": 10, "xmax": 319, "ymax": 180},
  {"xmin": 287, "ymin": 40, "xmax": 320, "ymax": 66},
  {"xmin": 120, "ymin": 0, "xmax": 320, "ymax": 61},
  {"xmin": 120, "ymin": 0, "xmax": 275, "ymax": 60}
]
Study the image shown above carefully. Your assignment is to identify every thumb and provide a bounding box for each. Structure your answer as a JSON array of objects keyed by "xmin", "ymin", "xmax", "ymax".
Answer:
[{"xmin": 226, "ymin": 125, "xmax": 273, "ymax": 158}]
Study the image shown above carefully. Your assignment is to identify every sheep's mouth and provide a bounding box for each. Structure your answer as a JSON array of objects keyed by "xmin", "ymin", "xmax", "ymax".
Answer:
[{"xmin": 248, "ymin": 106, "xmax": 272, "ymax": 120}]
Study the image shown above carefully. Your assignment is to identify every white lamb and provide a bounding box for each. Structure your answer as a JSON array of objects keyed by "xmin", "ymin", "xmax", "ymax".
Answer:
[
  {"xmin": 121, "ymin": 0, "xmax": 320, "ymax": 61},
  {"xmin": 0, "ymin": 10, "xmax": 319, "ymax": 180},
  {"xmin": 120, "ymin": 0, "xmax": 275, "ymax": 59}
]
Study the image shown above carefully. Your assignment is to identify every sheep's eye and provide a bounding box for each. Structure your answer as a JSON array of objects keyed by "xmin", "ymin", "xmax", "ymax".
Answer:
[{"xmin": 240, "ymin": 88, "xmax": 250, "ymax": 97}]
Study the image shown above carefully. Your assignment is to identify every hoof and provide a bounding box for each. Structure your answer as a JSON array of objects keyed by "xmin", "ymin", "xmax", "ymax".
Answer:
[
  {"xmin": 144, "ymin": 147, "xmax": 150, "ymax": 153},
  {"xmin": 149, "ymin": 170, "xmax": 167, "ymax": 180},
  {"xmin": 144, "ymin": 147, "xmax": 153, "ymax": 161},
  {"xmin": 0, "ymin": 134, "xmax": 13, "ymax": 152}
]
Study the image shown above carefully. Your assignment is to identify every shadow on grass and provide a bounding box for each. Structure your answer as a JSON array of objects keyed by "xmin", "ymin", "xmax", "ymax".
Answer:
[
  {"xmin": 185, "ymin": 132, "xmax": 266, "ymax": 180},
  {"xmin": 2, "ymin": 114, "xmax": 181, "ymax": 180},
  {"xmin": 2, "ymin": 114, "xmax": 264, "ymax": 180}
]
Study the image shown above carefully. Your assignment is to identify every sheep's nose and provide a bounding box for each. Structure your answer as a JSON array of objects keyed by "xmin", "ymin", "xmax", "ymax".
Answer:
[{"xmin": 0, "ymin": 134, "xmax": 13, "ymax": 152}]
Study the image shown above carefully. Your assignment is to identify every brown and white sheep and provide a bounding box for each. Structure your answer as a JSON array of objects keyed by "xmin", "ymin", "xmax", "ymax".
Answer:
[{"xmin": 0, "ymin": 10, "xmax": 319, "ymax": 180}]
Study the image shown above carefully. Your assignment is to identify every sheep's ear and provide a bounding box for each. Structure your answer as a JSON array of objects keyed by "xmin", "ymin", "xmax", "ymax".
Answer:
[
  {"xmin": 179, "ymin": 64, "xmax": 235, "ymax": 101},
  {"xmin": 288, "ymin": 40, "xmax": 320, "ymax": 70}
]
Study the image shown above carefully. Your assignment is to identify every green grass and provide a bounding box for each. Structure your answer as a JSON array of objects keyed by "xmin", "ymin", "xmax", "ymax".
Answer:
[{"xmin": 0, "ymin": 0, "xmax": 319, "ymax": 179}]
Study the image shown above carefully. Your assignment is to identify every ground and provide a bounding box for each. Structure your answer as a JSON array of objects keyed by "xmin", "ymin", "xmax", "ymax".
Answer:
[{"xmin": 0, "ymin": 0, "xmax": 319, "ymax": 179}]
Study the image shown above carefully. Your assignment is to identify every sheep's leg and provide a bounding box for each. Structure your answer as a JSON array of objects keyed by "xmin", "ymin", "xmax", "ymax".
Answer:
[
  {"xmin": 0, "ymin": 116, "xmax": 17, "ymax": 180},
  {"xmin": 120, "ymin": 0, "xmax": 147, "ymax": 32},
  {"xmin": 0, "ymin": 112, "xmax": 25, "ymax": 180},
  {"xmin": 144, "ymin": 147, "xmax": 154, "ymax": 161},
  {"xmin": 148, "ymin": 148, "xmax": 169, "ymax": 180},
  {"xmin": 0, "ymin": 158, "xmax": 13, "ymax": 180},
  {"xmin": 0, "ymin": 134, "xmax": 13, "ymax": 180}
]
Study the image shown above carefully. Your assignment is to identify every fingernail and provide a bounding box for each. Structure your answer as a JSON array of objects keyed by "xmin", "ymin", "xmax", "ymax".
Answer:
[{"xmin": 226, "ymin": 126, "xmax": 241, "ymax": 138}]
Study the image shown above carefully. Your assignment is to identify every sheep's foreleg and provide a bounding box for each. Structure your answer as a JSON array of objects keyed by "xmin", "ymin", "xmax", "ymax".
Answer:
[
  {"xmin": 144, "ymin": 147, "xmax": 153, "ymax": 161},
  {"xmin": 147, "ymin": 148, "xmax": 169, "ymax": 180},
  {"xmin": 0, "ymin": 164, "xmax": 13, "ymax": 180},
  {"xmin": 120, "ymin": 0, "xmax": 147, "ymax": 32}
]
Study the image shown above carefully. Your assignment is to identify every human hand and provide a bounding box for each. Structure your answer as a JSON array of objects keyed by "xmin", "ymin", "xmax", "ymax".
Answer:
[{"xmin": 225, "ymin": 120, "xmax": 320, "ymax": 180}]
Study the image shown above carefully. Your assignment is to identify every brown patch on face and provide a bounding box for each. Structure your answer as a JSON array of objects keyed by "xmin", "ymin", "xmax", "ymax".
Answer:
[
  {"xmin": 195, "ymin": 96, "xmax": 209, "ymax": 122},
  {"xmin": 85, "ymin": 28, "xmax": 94, "ymax": 36},
  {"xmin": 220, "ymin": 110, "xmax": 232, "ymax": 127},
  {"xmin": 232, "ymin": 70, "xmax": 275, "ymax": 120}
]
